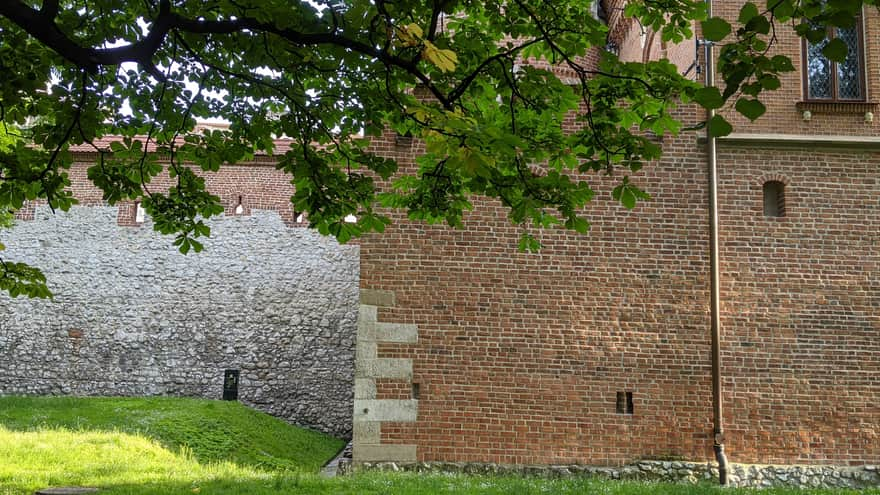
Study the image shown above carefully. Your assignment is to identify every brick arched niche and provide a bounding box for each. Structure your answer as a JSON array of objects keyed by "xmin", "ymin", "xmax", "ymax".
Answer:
[
  {"xmin": 0, "ymin": 202, "xmax": 359, "ymax": 438},
  {"xmin": 756, "ymin": 174, "xmax": 791, "ymax": 218}
]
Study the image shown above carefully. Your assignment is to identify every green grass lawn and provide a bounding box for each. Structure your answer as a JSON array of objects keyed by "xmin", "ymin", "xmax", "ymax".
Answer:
[
  {"xmin": 1, "ymin": 396, "xmax": 878, "ymax": 495},
  {"xmin": 0, "ymin": 396, "xmax": 344, "ymax": 472}
]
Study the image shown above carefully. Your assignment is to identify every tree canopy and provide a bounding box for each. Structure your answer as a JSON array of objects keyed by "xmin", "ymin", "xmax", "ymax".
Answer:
[{"xmin": 0, "ymin": 0, "xmax": 874, "ymax": 297}]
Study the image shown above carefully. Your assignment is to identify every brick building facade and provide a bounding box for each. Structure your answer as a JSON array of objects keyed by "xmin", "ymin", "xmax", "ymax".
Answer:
[
  {"xmin": 353, "ymin": 0, "xmax": 880, "ymax": 468},
  {"xmin": 7, "ymin": 0, "xmax": 878, "ymax": 471}
]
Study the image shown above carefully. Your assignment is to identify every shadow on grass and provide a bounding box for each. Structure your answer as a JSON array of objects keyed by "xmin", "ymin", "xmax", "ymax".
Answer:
[
  {"xmin": 1, "ymin": 428, "xmax": 345, "ymax": 495},
  {"xmin": 0, "ymin": 396, "xmax": 345, "ymax": 473}
]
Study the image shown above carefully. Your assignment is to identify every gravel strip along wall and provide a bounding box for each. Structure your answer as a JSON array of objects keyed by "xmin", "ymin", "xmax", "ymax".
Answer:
[
  {"xmin": 0, "ymin": 206, "xmax": 358, "ymax": 438},
  {"xmin": 354, "ymin": 461, "xmax": 880, "ymax": 489}
]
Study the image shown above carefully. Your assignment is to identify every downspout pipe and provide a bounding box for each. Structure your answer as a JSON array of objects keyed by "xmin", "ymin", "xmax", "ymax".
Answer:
[{"xmin": 701, "ymin": 2, "xmax": 730, "ymax": 485}]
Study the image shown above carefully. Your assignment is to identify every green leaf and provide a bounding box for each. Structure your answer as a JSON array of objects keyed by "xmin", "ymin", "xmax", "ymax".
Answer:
[
  {"xmin": 804, "ymin": 27, "xmax": 829, "ymax": 44},
  {"xmin": 517, "ymin": 232, "xmax": 542, "ymax": 253},
  {"xmin": 708, "ymin": 114, "xmax": 733, "ymax": 137},
  {"xmin": 693, "ymin": 87, "xmax": 725, "ymax": 110},
  {"xmin": 612, "ymin": 178, "xmax": 651, "ymax": 210},
  {"xmin": 771, "ymin": 55, "xmax": 796, "ymax": 72},
  {"xmin": 745, "ymin": 15, "xmax": 771, "ymax": 35},
  {"xmin": 740, "ymin": 82, "xmax": 762, "ymax": 97},
  {"xmin": 770, "ymin": 0, "xmax": 796, "ymax": 20},
  {"xmin": 336, "ymin": 224, "xmax": 352, "ymax": 244},
  {"xmin": 422, "ymin": 41, "xmax": 458, "ymax": 73},
  {"xmin": 758, "ymin": 74, "xmax": 781, "ymax": 90},
  {"xmin": 735, "ymin": 98, "xmax": 767, "ymax": 121},
  {"xmin": 739, "ymin": 3, "xmax": 760, "ymax": 24},
  {"xmin": 827, "ymin": 10, "xmax": 858, "ymax": 27},
  {"xmin": 701, "ymin": 17, "xmax": 732, "ymax": 41},
  {"xmin": 822, "ymin": 38, "xmax": 849, "ymax": 63},
  {"xmin": 617, "ymin": 187, "xmax": 636, "ymax": 208},
  {"xmin": 564, "ymin": 216, "xmax": 591, "ymax": 234}
]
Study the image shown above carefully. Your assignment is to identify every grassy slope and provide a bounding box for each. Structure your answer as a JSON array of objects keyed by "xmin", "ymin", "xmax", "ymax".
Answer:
[
  {"xmin": 1, "ymin": 396, "xmax": 878, "ymax": 495},
  {"xmin": 0, "ymin": 396, "xmax": 344, "ymax": 472}
]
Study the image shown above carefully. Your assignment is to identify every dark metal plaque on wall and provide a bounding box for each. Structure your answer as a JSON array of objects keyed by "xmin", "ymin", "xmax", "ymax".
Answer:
[{"xmin": 223, "ymin": 369, "xmax": 239, "ymax": 401}]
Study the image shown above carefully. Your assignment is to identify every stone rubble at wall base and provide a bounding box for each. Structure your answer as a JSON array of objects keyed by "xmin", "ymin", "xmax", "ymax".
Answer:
[{"xmin": 350, "ymin": 461, "xmax": 880, "ymax": 489}]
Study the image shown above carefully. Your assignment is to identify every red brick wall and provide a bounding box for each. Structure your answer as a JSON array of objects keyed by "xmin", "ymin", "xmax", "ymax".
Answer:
[
  {"xmin": 357, "ymin": 4, "xmax": 880, "ymax": 466},
  {"xmin": 360, "ymin": 137, "xmax": 719, "ymax": 464},
  {"xmin": 717, "ymin": 145, "xmax": 880, "ymax": 464},
  {"xmin": 358, "ymin": 132, "xmax": 880, "ymax": 467},
  {"xmin": 45, "ymin": 156, "xmax": 302, "ymax": 226}
]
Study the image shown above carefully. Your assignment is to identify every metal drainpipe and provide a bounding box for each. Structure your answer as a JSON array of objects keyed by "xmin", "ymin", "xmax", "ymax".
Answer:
[{"xmin": 702, "ymin": 1, "xmax": 730, "ymax": 484}]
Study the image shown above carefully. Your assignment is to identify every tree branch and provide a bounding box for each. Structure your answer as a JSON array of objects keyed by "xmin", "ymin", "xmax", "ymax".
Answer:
[
  {"xmin": 39, "ymin": 0, "xmax": 59, "ymax": 19},
  {"xmin": 447, "ymin": 38, "xmax": 544, "ymax": 103},
  {"xmin": 0, "ymin": 0, "xmax": 453, "ymax": 108}
]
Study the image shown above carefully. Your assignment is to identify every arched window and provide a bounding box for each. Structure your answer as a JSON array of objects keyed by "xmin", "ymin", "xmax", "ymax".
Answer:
[{"xmin": 763, "ymin": 181, "xmax": 786, "ymax": 217}]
